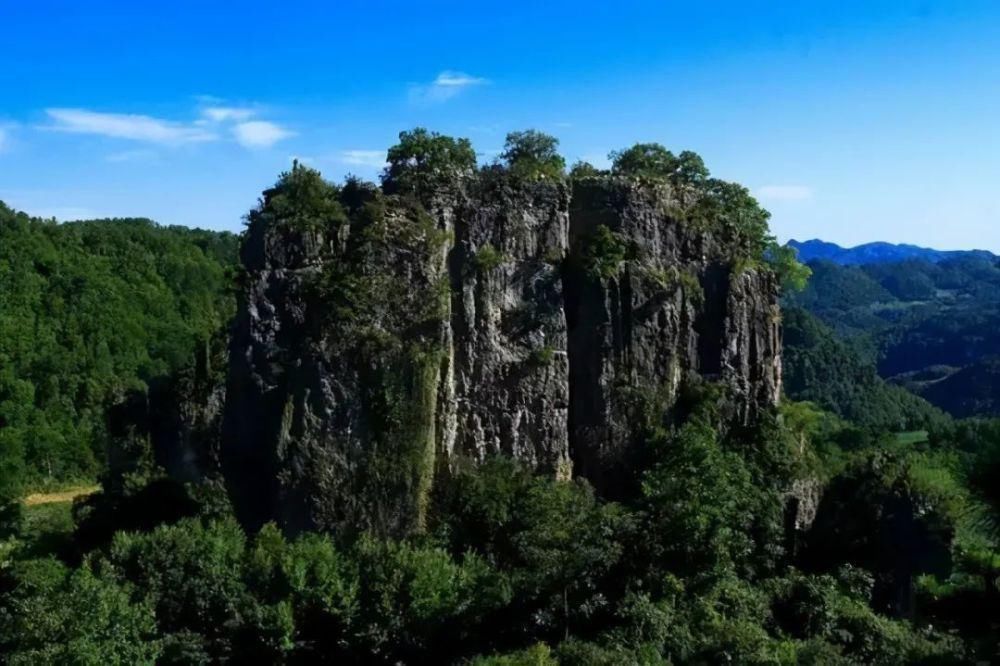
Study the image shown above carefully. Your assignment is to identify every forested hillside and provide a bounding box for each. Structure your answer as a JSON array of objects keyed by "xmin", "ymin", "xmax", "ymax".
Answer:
[
  {"xmin": 2, "ymin": 139, "xmax": 1000, "ymax": 663},
  {"xmin": 788, "ymin": 239, "xmax": 994, "ymax": 266},
  {"xmin": 781, "ymin": 308, "xmax": 945, "ymax": 432},
  {"xmin": 786, "ymin": 254, "xmax": 1000, "ymax": 418},
  {"xmin": 0, "ymin": 202, "xmax": 237, "ymax": 490}
]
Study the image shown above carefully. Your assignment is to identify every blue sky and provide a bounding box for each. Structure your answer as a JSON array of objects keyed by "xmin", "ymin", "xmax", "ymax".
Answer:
[{"xmin": 2, "ymin": 1, "xmax": 999, "ymax": 249}]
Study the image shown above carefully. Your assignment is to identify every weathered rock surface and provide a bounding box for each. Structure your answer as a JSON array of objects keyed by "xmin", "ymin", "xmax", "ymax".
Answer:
[
  {"xmin": 564, "ymin": 180, "xmax": 782, "ymax": 494},
  {"xmin": 209, "ymin": 173, "xmax": 783, "ymax": 535},
  {"xmin": 443, "ymin": 175, "xmax": 572, "ymax": 475}
]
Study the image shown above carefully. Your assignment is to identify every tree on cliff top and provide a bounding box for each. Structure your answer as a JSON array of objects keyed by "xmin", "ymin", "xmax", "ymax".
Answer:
[
  {"xmin": 609, "ymin": 143, "xmax": 708, "ymax": 186},
  {"xmin": 382, "ymin": 128, "xmax": 477, "ymax": 197},
  {"xmin": 568, "ymin": 161, "xmax": 606, "ymax": 180},
  {"xmin": 250, "ymin": 162, "xmax": 346, "ymax": 232},
  {"xmin": 501, "ymin": 130, "xmax": 566, "ymax": 181}
]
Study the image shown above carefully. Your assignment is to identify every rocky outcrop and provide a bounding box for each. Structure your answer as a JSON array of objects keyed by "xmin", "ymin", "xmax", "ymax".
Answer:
[
  {"xmin": 216, "ymin": 170, "xmax": 782, "ymax": 535},
  {"xmin": 443, "ymin": 173, "xmax": 572, "ymax": 475},
  {"xmin": 564, "ymin": 180, "xmax": 782, "ymax": 495},
  {"xmin": 222, "ymin": 187, "xmax": 451, "ymax": 535}
]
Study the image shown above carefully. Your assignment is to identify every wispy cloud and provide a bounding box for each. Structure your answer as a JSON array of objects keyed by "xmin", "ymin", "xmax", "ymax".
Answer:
[
  {"xmin": 44, "ymin": 103, "xmax": 294, "ymax": 150},
  {"xmin": 756, "ymin": 185, "xmax": 814, "ymax": 202},
  {"xmin": 0, "ymin": 127, "xmax": 7, "ymax": 153},
  {"xmin": 337, "ymin": 150, "xmax": 386, "ymax": 168},
  {"xmin": 233, "ymin": 121, "xmax": 295, "ymax": 148},
  {"xmin": 45, "ymin": 108, "xmax": 217, "ymax": 145},
  {"xmin": 201, "ymin": 106, "xmax": 255, "ymax": 123},
  {"xmin": 410, "ymin": 70, "xmax": 489, "ymax": 104}
]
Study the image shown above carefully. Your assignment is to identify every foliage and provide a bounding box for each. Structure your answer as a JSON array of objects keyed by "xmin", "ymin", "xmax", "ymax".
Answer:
[
  {"xmin": 247, "ymin": 161, "xmax": 346, "ymax": 234},
  {"xmin": 0, "ymin": 560, "xmax": 160, "ymax": 664},
  {"xmin": 0, "ymin": 201, "xmax": 237, "ymax": 487},
  {"xmin": 0, "ymin": 399, "xmax": 983, "ymax": 663},
  {"xmin": 609, "ymin": 143, "xmax": 708, "ymax": 186},
  {"xmin": 782, "ymin": 307, "xmax": 947, "ymax": 432},
  {"xmin": 692, "ymin": 178, "xmax": 773, "ymax": 262},
  {"xmin": 382, "ymin": 127, "xmax": 476, "ymax": 197},
  {"xmin": 474, "ymin": 243, "xmax": 507, "ymax": 272},
  {"xmin": 610, "ymin": 143, "xmax": 672, "ymax": 180},
  {"xmin": 766, "ymin": 240, "xmax": 812, "ymax": 292},
  {"xmin": 580, "ymin": 224, "xmax": 627, "ymax": 280},
  {"xmin": 568, "ymin": 161, "xmax": 605, "ymax": 179},
  {"xmin": 500, "ymin": 130, "xmax": 566, "ymax": 181},
  {"xmin": 786, "ymin": 254, "xmax": 1000, "ymax": 418}
]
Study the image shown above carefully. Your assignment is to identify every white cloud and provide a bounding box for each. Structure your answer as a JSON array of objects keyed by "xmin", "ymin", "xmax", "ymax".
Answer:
[
  {"xmin": 232, "ymin": 121, "xmax": 294, "ymax": 148},
  {"xmin": 434, "ymin": 71, "xmax": 488, "ymax": 88},
  {"xmin": 756, "ymin": 185, "xmax": 814, "ymax": 202},
  {"xmin": 410, "ymin": 70, "xmax": 489, "ymax": 103},
  {"xmin": 202, "ymin": 106, "xmax": 256, "ymax": 123},
  {"xmin": 45, "ymin": 108, "xmax": 217, "ymax": 145},
  {"xmin": 0, "ymin": 127, "xmax": 7, "ymax": 152},
  {"xmin": 337, "ymin": 150, "xmax": 386, "ymax": 168}
]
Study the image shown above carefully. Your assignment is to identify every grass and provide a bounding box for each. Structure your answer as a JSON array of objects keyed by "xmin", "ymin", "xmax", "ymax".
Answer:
[
  {"xmin": 895, "ymin": 430, "xmax": 929, "ymax": 445},
  {"xmin": 23, "ymin": 484, "xmax": 99, "ymax": 507}
]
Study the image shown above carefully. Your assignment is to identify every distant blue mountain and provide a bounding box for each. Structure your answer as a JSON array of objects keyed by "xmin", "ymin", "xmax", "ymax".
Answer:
[{"xmin": 787, "ymin": 239, "xmax": 995, "ymax": 265}]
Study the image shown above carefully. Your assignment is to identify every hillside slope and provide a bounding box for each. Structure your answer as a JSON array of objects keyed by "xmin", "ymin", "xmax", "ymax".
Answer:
[
  {"xmin": 788, "ymin": 238, "xmax": 994, "ymax": 265},
  {"xmin": 0, "ymin": 202, "xmax": 238, "ymax": 486}
]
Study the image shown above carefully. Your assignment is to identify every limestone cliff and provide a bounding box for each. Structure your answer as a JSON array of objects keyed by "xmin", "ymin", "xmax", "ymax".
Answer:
[
  {"xmin": 215, "ymin": 169, "xmax": 782, "ymax": 535},
  {"xmin": 564, "ymin": 180, "xmax": 782, "ymax": 495}
]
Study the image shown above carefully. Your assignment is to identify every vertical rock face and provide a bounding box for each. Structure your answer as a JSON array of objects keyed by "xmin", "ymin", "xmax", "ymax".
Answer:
[
  {"xmin": 222, "ymin": 191, "xmax": 451, "ymax": 535},
  {"xmin": 444, "ymin": 174, "xmax": 571, "ymax": 475},
  {"xmin": 217, "ymin": 172, "xmax": 782, "ymax": 535},
  {"xmin": 221, "ymin": 223, "xmax": 337, "ymax": 533},
  {"xmin": 723, "ymin": 269, "xmax": 783, "ymax": 423},
  {"xmin": 563, "ymin": 180, "xmax": 782, "ymax": 494}
]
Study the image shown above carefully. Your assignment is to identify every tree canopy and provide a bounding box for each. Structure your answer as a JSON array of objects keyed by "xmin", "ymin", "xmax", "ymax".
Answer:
[{"xmin": 382, "ymin": 128, "xmax": 477, "ymax": 197}]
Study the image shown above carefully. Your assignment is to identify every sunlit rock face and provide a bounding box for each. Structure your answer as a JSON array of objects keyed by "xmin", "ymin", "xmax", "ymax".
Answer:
[{"xmin": 214, "ymin": 173, "xmax": 781, "ymax": 535}]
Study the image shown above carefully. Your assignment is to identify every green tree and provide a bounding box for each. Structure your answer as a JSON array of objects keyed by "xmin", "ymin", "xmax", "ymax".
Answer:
[
  {"xmin": 767, "ymin": 241, "xmax": 812, "ymax": 292},
  {"xmin": 2, "ymin": 561, "xmax": 160, "ymax": 665},
  {"xmin": 568, "ymin": 160, "xmax": 604, "ymax": 180},
  {"xmin": 609, "ymin": 144, "xmax": 709, "ymax": 186},
  {"xmin": 106, "ymin": 518, "xmax": 250, "ymax": 659},
  {"xmin": 246, "ymin": 162, "xmax": 346, "ymax": 234},
  {"xmin": 382, "ymin": 128, "xmax": 476, "ymax": 197},
  {"xmin": 609, "ymin": 143, "xmax": 677, "ymax": 180},
  {"xmin": 0, "ymin": 202, "xmax": 238, "ymax": 485},
  {"xmin": 501, "ymin": 130, "xmax": 566, "ymax": 181}
]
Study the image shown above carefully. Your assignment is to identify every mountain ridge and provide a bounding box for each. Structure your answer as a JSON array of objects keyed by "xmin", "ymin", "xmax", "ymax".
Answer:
[{"xmin": 787, "ymin": 238, "xmax": 995, "ymax": 265}]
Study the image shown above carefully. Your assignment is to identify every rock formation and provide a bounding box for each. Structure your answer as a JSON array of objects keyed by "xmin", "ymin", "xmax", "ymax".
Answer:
[{"xmin": 205, "ymin": 166, "xmax": 783, "ymax": 536}]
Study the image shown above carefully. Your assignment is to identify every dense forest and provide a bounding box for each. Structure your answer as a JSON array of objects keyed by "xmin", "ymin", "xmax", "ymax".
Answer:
[
  {"xmin": 1, "ymin": 131, "xmax": 999, "ymax": 664},
  {"xmin": 0, "ymin": 203, "xmax": 238, "ymax": 494},
  {"xmin": 786, "ymin": 254, "xmax": 1000, "ymax": 418}
]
